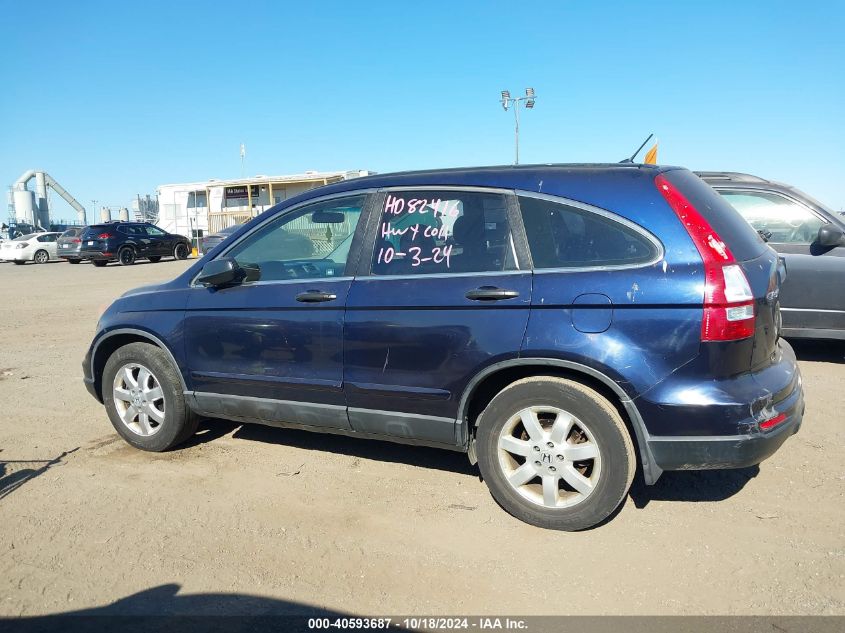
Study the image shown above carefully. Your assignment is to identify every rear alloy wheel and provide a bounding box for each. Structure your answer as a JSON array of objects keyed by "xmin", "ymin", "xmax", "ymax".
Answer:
[
  {"xmin": 68, "ymin": 258, "xmax": 81, "ymax": 264},
  {"xmin": 173, "ymin": 243, "xmax": 189, "ymax": 260},
  {"xmin": 92, "ymin": 260, "xmax": 108, "ymax": 267},
  {"xmin": 476, "ymin": 376, "xmax": 636, "ymax": 531},
  {"xmin": 148, "ymin": 256, "xmax": 162, "ymax": 263},
  {"xmin": 102, "ymin": 342, "xmax": 198, "ymax": 451},
  {"xmin": 13, "ymin": 260, "xmax": 25, "ymax": 265},
  {"xmin": 119, "ymin": 247, "xmax": 136, "ymax": 266},
  {"xmin": 34, "ymin": 250, "xmax": 49, "ymax": 264}
]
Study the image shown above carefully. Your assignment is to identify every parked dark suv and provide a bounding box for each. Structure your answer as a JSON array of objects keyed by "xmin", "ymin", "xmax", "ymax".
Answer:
[
  {"xmin": 83, "ymin": 164, "xmax": 804, "ymax": 530},
  {"xmin": 697, "ymin": 172, "xmax": 845, "ymax": 340},
  {"xmin": 79, "ymin": 222, "xmax": 191, "ymax": 267}
]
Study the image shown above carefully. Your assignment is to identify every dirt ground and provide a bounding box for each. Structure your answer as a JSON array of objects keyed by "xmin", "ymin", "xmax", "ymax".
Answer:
[{"xmin": 0, "ymin": 258, "xmax": 843, "ymax": 617}]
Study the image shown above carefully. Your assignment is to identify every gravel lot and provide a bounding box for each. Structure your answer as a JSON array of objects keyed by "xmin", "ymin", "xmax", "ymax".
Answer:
[{"xmin": 0, "ymin": 259, "xmax": 843, "ymax": 617}]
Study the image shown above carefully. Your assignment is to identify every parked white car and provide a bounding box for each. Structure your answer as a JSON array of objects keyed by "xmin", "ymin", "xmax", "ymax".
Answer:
[{"xmin": 0, "ymin": 232, "xmax": 62, "ymax": 265}]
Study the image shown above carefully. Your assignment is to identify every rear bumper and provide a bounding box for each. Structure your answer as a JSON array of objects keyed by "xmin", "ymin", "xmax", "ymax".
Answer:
[
  {"xmin": 647, "ymin": 385, "xmax": 803, "ymax": 470},
  {"xmin": 79, "ymin": 251, "xmax": 115, "ymax": 261},
  {"xmin": 638, "ymin": 339, "xmax": 805, "ymax": 474}
]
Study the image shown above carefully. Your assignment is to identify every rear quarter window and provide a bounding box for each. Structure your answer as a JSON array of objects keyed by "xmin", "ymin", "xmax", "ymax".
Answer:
[
  {"xmin": 518, "ymin": 195, "xmax": 660, "ymax": 269},
  {"xmin": 664, "ymin": 170, "xmax": 767, "ymax": 262}
]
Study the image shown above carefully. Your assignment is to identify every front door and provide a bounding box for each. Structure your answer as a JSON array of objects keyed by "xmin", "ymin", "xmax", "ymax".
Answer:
[
  {"xmin": 144, "ymin": 224, "xmax": 170, "ymax": 256},
  {"xmin": 184, "ymin": 193, "xmax": 370, "ymax": 429},
  {"xmin": 344, "ymin": 188, "xmax": 532, "ymax": 446},
  {"xmin": 717, "ymin": 188, "xmax": 845, "ymax": 335}
]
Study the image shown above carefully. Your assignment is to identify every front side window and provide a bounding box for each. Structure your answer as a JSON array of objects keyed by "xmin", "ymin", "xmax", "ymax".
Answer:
[
  {"xmin": 226, "ymin": 195, "xmax": 365, "ymax": 282},
  {"xmin": 145, "ymin": 225, "xmax": 166, "ymax": 236},
  {"xmin": 718, "ymin": 190, "xmax": 826, "ymax": 244},
  {"xmin": 37, "ymin": 234, "xmax": 57, "ymax": 243},
  {"xmin": 370, "ymin": 190, "xmax": 516, "ymax": 275},
  {"xmin": 519, "ymin": 196, "xmax": 658, "ymax": 269}
]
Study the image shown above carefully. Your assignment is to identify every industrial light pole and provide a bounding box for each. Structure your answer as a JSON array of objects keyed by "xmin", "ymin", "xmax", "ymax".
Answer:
[{"xmin": 500, "ymin": 88, "xmax": 537, "ymax": 165}]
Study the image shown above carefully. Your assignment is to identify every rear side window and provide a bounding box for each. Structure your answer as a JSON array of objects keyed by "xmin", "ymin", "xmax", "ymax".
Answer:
[
  {"xmin": 117, "ymin": 225, "xmax": 145, "ymax": 236},
  {"xmin": 519, "ymin": 196, "xmax": 659, "ymax": 269},
  {"xmin": 371, "ymin": 190, "xmax": 517, "ymax": 275},
  {"xmin": 663, "ymin": 170, "xmax": 766, "ymax": 261},
  {"xmin": 82, "ymin": 225, "xmax": 109, "ymax": 238}
]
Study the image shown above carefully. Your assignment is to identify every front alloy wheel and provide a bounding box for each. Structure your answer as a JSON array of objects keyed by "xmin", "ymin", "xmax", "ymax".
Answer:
[
  {"xmin": 112, "ymin": 363, "xmax": 166, "ymax": 436},
  {"xmin": 102, "ymin": 342, "xmax": 198, "ymax": 451},
  {"xmin": 34, "ymin": 250, "xmax": 49, "ymax": 264}
]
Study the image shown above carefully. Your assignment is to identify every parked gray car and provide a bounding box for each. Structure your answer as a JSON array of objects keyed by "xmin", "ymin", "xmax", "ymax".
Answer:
[
  {"xmin": 57, "ymin": 226, "xmax": 85, "ymax": 263},
  {"xmin": 200, "ymin": 224, "xmax": 240, "ymax": 254},
  {"xmin": 697, "ymin": 171, "xmax": 845, "ymax": 340}
]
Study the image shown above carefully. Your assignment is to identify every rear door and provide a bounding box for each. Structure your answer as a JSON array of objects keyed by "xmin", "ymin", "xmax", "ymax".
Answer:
[
  {"xmin": 715, "ymin": 188, "xmax": 845, "ymax": 336},
  {"xmin": 343, "ymin": 187, "xmax": 532, "ymax": 446},
  {"xmin": 184, "ymin": 193, "xmax": 371, "ymax": 429},
  {"xmin": 36, "ymin": 233, "xmax": 60, "ymax": 259}
]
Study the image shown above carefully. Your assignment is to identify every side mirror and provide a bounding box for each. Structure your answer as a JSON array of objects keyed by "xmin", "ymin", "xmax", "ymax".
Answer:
[
  {"xmin": 817, "ymin": 224, "xmax": 845, "ymax": 247},
  {"xmin": 196, "ymin": 257, "xmax": 244, "ymax": 288}
]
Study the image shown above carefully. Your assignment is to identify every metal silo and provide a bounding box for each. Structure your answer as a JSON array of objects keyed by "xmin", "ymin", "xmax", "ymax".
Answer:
[{"xmin": 13, "ymin": 189, "xmax": 36, "ymax": 225}]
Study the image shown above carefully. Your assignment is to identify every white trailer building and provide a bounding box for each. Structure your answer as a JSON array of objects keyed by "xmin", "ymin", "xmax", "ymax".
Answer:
[{"xmin": 157, "ymin": 170, "xmax": 372, "ymax": 239}]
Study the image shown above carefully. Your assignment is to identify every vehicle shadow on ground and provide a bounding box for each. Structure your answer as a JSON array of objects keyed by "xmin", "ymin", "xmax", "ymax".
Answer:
[
  {"xmin": 789, "ymin": 339, "xmax": 845, "ymax": 363},
  {"xmin": 628, "ymin": 465, "xmax": 759, "ymax": 509},
  {"xmin": 1, "ymin": 583, "xmax": 411, "ymax": 632},
  {"xmin": 0, "ymin": 447, "xmax": 79, "ymax": 501},
  {"xmin": 195, "ymin": 417, "xmax": 478, "ymax": 477}
]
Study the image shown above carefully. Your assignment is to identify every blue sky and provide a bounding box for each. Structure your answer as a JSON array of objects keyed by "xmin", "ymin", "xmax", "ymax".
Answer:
[{"xmin": 2, "ymin": 0, "xmax": 843, "ymax": 220}]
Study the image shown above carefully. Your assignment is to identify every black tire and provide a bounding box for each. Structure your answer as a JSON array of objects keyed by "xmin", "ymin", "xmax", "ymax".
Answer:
[
  {"xmin": 68, "ymin": 258, "xmax": 81, "ymax": 264},
  {"xmin": 102, "ymin": 342, "xmax": 199, "ymax": 451},
  {"xmin": 173, "ymin": 242, "xmax": 189, "ymax": 260},
  {"xmin": 13, "ymin": 260, "xmax": 25, "ymax": 265},
  {"xmin": 92, "ymin": 260, "xmax": 108, "ymax": 267},
  {"xmin": 475, "ymin": 376, "xmax": 636, "ymax": 531},
  {"xmin": 148, "ymin": 256, "xmax": 162, "ymax": 263},
  {"xmin": 34, "ymin": 250, "xmax": 49, "ymax": 264},
  {"xmin": 118, "ymin": 247, "xmax": 136, "ymax": 266}
]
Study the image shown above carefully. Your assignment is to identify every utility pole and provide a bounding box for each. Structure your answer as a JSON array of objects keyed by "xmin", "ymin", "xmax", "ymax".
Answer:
[{"xmin": 500, "ymin": 88, "xmax": 537, "ymax": 165}]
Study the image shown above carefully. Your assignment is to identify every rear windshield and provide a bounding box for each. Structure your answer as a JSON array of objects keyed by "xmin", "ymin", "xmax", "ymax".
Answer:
[
  {"xmin": 82, "ymin": 225, "xmax": 111, "ymax": 238},
  {"xmin": 61, "ymin": 228, "xmax": 82, "ymax": 237},
  {"xmin": 664, "ymin": 169, "xmax": 767, "ymax": 262}
]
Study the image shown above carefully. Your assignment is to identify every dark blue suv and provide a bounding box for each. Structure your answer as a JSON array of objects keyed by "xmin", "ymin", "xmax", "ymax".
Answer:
[{"xmin": 83, "ymin": 164, "xmax": 804, "ymax": 530}]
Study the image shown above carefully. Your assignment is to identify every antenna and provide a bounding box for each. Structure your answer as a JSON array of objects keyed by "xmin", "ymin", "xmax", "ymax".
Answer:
[{"xmin": 620, "ymin": 133, "xmax": 654, "ymax": 163}]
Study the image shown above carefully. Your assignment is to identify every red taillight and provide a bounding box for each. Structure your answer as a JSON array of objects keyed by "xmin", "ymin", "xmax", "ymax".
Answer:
[
  {"xmin": 71, "ymin": 238, "xmax": 81, "ymax": 243},
  {"xmin": 655, "ymin": 174, "xmax": 755, "ymax": 342},
  {"xmin": 98, "ymin": 232, "xmax": 113, "ymax": 239},
  {"xmin": 760, "ymin": 413, "xmax": 787, "ymax": 431}
]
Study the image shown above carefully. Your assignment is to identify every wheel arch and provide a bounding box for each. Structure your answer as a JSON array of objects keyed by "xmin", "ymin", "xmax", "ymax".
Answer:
[
  {"xmin": 90, "ymin": 329, "xmax": 186, "ymax": 401},
  {"xmin": 458, "ymin": 358, "xmax": 662, "ymax": 485}
]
